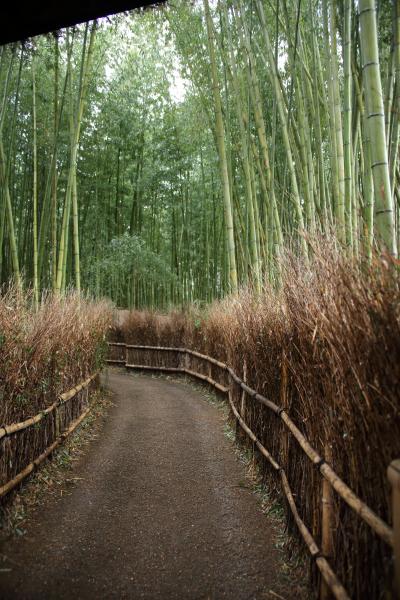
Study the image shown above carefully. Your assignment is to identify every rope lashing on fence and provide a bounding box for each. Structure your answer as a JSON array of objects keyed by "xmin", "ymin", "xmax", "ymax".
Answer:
[
  {"xmin": 107, "ymin": 343, "xmax": 393, "ymax": 549},
  {"xmin": 0, "ymin": 373, "xmax": 98, "ymax": 499}
]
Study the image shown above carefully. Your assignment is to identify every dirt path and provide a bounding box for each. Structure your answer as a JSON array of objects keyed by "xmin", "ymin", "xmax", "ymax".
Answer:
[{"xmin": 1, "ymin": 371, "xmax": 299, "ymax": 599}]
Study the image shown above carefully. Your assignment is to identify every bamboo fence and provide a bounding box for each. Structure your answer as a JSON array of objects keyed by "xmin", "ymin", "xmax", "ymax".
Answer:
[
  {"xmin": 107, "ymin": 342, "xmax": 399, "ymax": 600},
  {"xmin": 0, "ymin": 372, "xmax": 98, "ymax": 499}
]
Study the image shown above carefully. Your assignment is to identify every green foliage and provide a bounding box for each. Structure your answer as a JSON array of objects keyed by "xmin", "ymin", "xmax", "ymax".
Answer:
[
  {"xmin": 100, "ymin": 234, "xmax": 176, "ymax": 281},
  {"xmin": 0, "ymin": 1, "xmax": 398, "ymax": 304}
]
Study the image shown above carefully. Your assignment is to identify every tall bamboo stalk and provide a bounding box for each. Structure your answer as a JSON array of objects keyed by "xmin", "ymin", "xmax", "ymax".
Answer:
[
  {"xmin": 343, "ymin": 0, "xmax": 353, "ymax": 250},
  {"xmin": 359, "ymin": 0, "xmax": 397, "ymax": 256},
  {"xmin": 255, "ymin": 0, "xmax": 308, "ymax": 259},
  {"xmin": 0, "ymin": 47, "xmax": 21, "ymax": 290},
  {"xmin": 51, "ymin": 34, "xmax": 59, "ymax": 292},
  {"xmin": 203, "ymin": 0, "xmax": 238, "ymax": 293},
  {"xmin": 56, "ymin": 22, "xmax": 97, "ymax": 292},
  {"xmin": 220, "ymin": 1, "xmax": 261, "ymax": 291},
  {"xmin": 32, "ymin": 51, "xmax": 39, "ymax": 307}
]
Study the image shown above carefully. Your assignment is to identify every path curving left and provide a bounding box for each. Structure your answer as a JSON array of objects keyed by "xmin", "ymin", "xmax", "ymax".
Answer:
[{"xmin": 0, "ymin": 370, "xmax": 301, "ymax": 599}]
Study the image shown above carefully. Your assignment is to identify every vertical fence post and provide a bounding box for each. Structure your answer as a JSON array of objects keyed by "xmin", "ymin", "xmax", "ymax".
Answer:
[
  {"xmin": 280, "ymin": 350, "xmax": 289, "ymax": 469},
  {"xmin": 238, "ymin": 361, "xmax": 247, "ymax": 445},
  {"xmin": 228, "ymin": 370, "xmax": 236, "ymax": 435},
  {"xmin": 320, "ymin": 444, "xmax": 334, "ymax": 600},
  {"xmin": 54, "ymin": 402, "xmax": 60, "ymax": 439},
  {"xmin": 388, "ymin": 460, "xmax": 400, "ymax": 598},
  {"xmin": 240, "ymin": 360, "xmax": 247, "ymax": 420},
  {"xmin": 125, "ymin": 344, "xmax": 128, "ymax": 367}
]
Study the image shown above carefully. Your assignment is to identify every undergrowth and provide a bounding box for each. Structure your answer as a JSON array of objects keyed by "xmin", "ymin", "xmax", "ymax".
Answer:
[
  {"xmin": 0, "ymin": 290, "xmax": 113, "ymax": 424},
  {"xmin": 0, "ymin": 291, "xmax": 113, "ymax": 496}
]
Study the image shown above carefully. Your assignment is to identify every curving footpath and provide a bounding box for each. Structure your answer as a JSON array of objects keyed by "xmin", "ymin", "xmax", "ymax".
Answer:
[{"xmin": 0, "ymin": 370, "xmax": 301, "ymax": 599}]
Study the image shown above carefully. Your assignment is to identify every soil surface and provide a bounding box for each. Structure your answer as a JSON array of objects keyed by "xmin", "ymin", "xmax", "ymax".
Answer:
[{"xmin": 0, "ymin": 370, "xmax": 298, "ymax": 599}]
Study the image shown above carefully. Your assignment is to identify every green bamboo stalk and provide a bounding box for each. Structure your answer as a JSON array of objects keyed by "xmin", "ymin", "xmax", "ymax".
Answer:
[
  {"xmin": 359, "ymin": 0, "xmax": 397, "ymax": 256},
  {"xmin": 51, "ymin": 34, "xmax": 59, "ymax": 292},
  {"xmin": 255, "ymin": 0, "xmax": 308, "ymax": 259},
  {"xmin": 203, "ymin": 0, "xmax": 238, "ymax": 293},
  {"xmin": 32, "ymin": 51, "xmax": 39, "ymax": 307},
  {"xmin": 353, "ymin": 55, "xmax": 374, "ymax": 257},
  {"xmin": 37, "ymin": 34, "xmax": 71, "ymax": 284},
  {"xmin": 56, "ymin": 22, "xmax": 97, "ymax": 292},
  {"xmin": 235, "ymin": 3, "xmax": 284, "ymax": 255},
  {"xmin": 389, "ymin": 0, "xmax": 400, "ymax": 200},
  {"xmin": 330, "ymin": 0, "xmax": 346, "ymax": 242},
  {"xmin": 0, "ymin": 47, "xmax": 21, "ymax": 290},
  {"xmin": 220, "ymin": 1, "xmax": 261, "ymax": 292},
  {"xmin": 343, "ymin": 0, "xmax": 353, "ymax": 249}
]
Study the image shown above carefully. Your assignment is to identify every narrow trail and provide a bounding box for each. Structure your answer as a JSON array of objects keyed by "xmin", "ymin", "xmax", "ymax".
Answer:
[{"xmin": 1, "ymin": 370, "xmax": 297, "ymax": 599}]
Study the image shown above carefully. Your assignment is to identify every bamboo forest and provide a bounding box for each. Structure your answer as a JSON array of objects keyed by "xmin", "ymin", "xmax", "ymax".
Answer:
[
  {"xmin": 1, "ymin": 2, "xmax": 400, "ymax": 600},
  {"xmin": 0, "ymin": 0, "xmax": 398, "ymax": 307}
]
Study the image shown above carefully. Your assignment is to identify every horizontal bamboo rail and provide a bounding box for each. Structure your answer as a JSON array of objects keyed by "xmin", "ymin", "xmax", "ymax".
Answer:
[
  {"xmin": 107, "ymin": 342, "xmax": 396, "ymax": 600},
  {"xmin": 0, "ymin": 373, "xmax": 98, "ymax": 440},
  {"xmin": 0, "ymin": 404, "xmax": 93, "ymax": 499},
  {"xmin": 0, "ymin": 373, "xmax": 98, "ymax": 498}
]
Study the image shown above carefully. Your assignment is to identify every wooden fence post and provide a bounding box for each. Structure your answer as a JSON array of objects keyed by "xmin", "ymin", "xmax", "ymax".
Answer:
[
  {"xmin": 239, "ymin": 361, "xmax": 247, "ymax": 445},
  {"xmin": 280, "ymin": 350, "xmax": 289, "ymax": 469},
  {"xmin": 388, "ymin": 459, "xmax": 400, "ymax": 598},
  {"xmin": 240, "ymin": 361, "xmax": 247, "ymax": 419},
  {"xmin": 320, "ymin": 444, "xmax": 334, "ymax": 600}
]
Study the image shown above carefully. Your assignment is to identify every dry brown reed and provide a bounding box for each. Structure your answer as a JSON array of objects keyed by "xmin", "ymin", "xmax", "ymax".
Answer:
[
  {"xmin": 0, "ymin": 290, "xmax": 112, "ymax": 494},
  {"xmin": 113, "ymin": 244, "xmax": 400, "ymax": 599}
]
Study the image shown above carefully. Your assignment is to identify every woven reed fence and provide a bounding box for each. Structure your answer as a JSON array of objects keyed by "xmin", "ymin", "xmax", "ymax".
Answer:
[
  {"xmin": 0, "ymin": 373, "xmax": 99, "ymax": 499},
  {"xmin": 107, "ymin": 342, "xmax": 400, "ymax": 600}
]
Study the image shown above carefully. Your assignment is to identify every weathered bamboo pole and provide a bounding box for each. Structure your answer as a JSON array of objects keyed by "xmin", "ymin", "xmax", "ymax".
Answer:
[
  {"xmin": 184, "ymin": 368, "xmax": 228, "ymax": 394},
  {"xmin": 280, "ymin": 350, "xmax": 289, "ymax": 469},
  {"xmin": 240, "ymin": 360, "xmax": 247, "ymax": 423},
  {"xmin": 320, "ymin": 445, "xmax": 334, "ymax": 600},
  {"xmin": 388, "ymin": 460, "xmax": 400, "ymax": 597},
  {"xmin": 125, "ymin": 364, "xmax": 183, "ymax": 374}
]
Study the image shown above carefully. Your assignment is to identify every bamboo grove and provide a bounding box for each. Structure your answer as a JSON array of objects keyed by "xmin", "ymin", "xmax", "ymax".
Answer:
[{"xmin": 0, "ymin": 1, "xmax": 399, "ymax": 307}]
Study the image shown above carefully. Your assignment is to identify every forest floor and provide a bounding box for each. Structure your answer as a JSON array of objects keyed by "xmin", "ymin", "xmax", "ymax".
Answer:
[{"xmin": 0, "ymin": 370, "xmax": 308, "ymax": 599}]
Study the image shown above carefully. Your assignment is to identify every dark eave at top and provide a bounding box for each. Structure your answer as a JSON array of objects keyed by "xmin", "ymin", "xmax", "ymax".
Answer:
[{"xmin": 0, "ymin": 1, "xmax": 165, "ymax": 46}]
